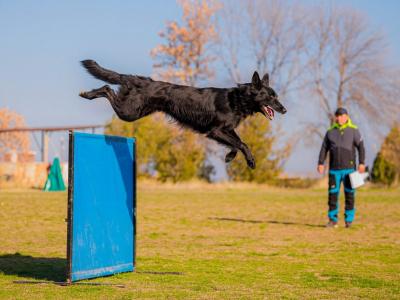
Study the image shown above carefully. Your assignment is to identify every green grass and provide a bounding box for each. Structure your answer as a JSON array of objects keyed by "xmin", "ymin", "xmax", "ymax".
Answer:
[{"xmin": 0, "ymin": 184, "xmax": 399, "ymax": 299}]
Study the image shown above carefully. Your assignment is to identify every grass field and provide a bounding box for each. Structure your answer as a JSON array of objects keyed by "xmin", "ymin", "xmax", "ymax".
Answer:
[{"xmin": 0, "ymin": 183, "xmax": 399, "ymax": 299}]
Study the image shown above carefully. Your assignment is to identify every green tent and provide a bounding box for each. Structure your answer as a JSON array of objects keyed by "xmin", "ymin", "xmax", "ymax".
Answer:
[{"xmin": 43, "ymin": 157, "xmax": 66, "ymax": 191}]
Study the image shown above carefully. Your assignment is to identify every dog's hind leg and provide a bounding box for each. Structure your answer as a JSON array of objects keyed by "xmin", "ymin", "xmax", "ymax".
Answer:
[
  {"xmin": 80, "ymin": 84, "xmax": 154, "ymax": 123},
  {"xmin": 80, "ymin": 85, "xmax": 139, "ymax": 121},
  {"xmin": 79, "ymin": 85, "xmax": 116, "ymax": 100}
]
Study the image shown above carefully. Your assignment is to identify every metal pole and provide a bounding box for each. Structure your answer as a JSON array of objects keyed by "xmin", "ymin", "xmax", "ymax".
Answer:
[{"xmin": 41, "ymin": 131, "xmax": 49, "ymax": 162}]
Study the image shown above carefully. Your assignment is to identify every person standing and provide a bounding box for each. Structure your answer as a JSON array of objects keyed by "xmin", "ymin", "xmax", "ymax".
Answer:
[{"xmin": 318, "ymin": 108, "xmax": 365, "ymax": 228}]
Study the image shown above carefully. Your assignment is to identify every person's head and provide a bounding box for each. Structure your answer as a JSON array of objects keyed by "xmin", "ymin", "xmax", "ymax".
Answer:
[{"xmin": 335, "ymin": 107, "xmax": 348, "ymax": 125}]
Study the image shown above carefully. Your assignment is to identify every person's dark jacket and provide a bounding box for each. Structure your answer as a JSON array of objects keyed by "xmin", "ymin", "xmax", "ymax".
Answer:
[{"xmin": 318, "ymin": 118, "xmax": 365, "ymax": 170}]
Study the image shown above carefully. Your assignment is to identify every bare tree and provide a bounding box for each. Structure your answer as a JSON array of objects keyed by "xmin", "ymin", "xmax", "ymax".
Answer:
[
  {"xmin": 304, "ymin": 6, "xmax": 400, "ymax": 138},
  {"xmin": 216, "ymin": 0, "xmax": 307, "ymax": 99},
  {"xmin": 217, "ymin": 2, "xmax": 399, "ymax": 139}
]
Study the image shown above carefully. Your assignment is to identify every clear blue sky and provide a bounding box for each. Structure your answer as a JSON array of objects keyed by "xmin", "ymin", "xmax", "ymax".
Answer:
[{"xmin": 1, "ymin": 0, "xmax": 399, "ymax": 175}]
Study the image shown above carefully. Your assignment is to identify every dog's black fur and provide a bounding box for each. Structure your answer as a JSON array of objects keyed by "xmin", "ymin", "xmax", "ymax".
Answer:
[{"xmin": 80, "ymin": 60, "xmax": 287, "ymax": 169}]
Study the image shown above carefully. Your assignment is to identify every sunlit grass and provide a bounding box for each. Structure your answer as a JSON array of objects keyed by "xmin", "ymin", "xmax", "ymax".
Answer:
[{"xmin": 0, "ymin": 184, "xmax": 399, "ymax": 299}]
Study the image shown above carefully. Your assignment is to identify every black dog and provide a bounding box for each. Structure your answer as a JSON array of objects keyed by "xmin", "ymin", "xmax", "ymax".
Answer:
[{"xmin": 80, "ymin": 60, "xmax": 287, "ymax": 169}]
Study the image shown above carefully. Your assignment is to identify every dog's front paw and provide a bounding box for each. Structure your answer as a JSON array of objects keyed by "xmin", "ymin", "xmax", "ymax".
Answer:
[
  {"xmin": 225, "ymin": 150, "xmax": 237, "ymax": 163},
  {"xmin": 247, "ymin": 159, "xmax": 256, "ymax": 169}
]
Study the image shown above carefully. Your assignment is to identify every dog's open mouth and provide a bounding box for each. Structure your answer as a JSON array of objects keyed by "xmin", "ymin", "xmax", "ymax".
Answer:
[{"xmin": 262, "ymin": 105, "xmax": 275, "ymax": 120}]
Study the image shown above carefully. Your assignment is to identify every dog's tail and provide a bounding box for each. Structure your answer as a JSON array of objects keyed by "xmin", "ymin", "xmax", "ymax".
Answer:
[{"xmin": 81, "ymin": 60, "xmax": 124, "ymax": 84}]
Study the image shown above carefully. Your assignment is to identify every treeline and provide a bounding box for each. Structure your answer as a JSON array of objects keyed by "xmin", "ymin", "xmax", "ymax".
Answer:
[
  {"xmin": 105, "ymin": 115, "xmax": 400, "ymax": 186},
  {"xmin": 105, "ymin": 113, "xmax": 290, "ymax": 183},
  {"xmin": 105, "ymin": 0, "xmax": 400, "ymax": 184}
]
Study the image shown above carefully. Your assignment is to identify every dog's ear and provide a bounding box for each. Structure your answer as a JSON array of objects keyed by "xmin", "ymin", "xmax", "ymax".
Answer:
[
  {"xmin": 262, "ymin": 73, "xmax": 269, "ymax": 86},
  {"xmin": 251, "ymin": 71, "xmax": 262, "ymax": 90}
]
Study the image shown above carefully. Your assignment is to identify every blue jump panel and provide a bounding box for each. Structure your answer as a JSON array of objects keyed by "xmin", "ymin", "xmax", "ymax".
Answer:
[{"xmin": 67, "ymin": 132, "xmax": 136, "ymax": 282}]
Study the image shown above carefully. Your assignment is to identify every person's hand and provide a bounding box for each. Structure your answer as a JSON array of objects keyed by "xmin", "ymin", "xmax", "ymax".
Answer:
[
  {"xmin": 317, "ymin": 164, "xmax": 325, "ymax": 174},
  {"xmin": 358, "ymin": 164, "xmax": 365, "ymax": 173}
]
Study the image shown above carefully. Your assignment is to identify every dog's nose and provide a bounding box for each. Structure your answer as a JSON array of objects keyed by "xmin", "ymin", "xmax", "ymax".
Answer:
[{"xmin": 281, "ymin": 107, "xmax": 287, "ymax": 114}]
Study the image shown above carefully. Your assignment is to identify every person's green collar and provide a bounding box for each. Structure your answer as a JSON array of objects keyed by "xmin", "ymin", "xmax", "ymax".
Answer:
[{"xmin": 329, "ymin": 118, "xmax": 358, "ymax": 130}]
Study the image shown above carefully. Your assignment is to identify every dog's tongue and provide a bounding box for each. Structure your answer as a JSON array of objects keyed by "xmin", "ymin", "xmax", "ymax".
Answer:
[{"xmin": 263, "ymin": 105, "xmax": 275, "ymax": 120}]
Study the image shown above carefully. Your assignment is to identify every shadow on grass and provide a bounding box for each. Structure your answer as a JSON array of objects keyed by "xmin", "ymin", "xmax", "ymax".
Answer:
[
  {"xmin": 136, "ymin": 271, "xmax": 184, "ymax": 276},
  {"xmin": 0, "ymin": 253, "xmax": 66, "ymax": 282},
  {"xmin": 209, "ymin": 217, "xmax": 325, "ymax": 228}
]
